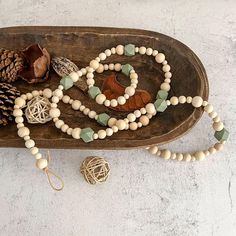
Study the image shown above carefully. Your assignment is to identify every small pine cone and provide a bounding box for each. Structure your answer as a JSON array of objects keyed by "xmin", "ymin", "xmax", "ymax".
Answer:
[
  {"xmin": 0, "ymin": 82, "xmax": 20, "ymax": 126},
  {"xmin": 0, "ymin": 48, "xmax": 24, "ymax": 83}
]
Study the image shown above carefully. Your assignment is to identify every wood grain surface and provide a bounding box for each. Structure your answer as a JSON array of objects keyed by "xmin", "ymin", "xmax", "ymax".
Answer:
[{"xmin": 0, "ymin": 26, "xmax": 209, "ymax": 149}]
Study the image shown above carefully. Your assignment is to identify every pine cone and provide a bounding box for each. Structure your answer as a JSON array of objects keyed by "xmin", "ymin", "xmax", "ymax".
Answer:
[
  {"xmin": 0, "ymin": 82, "xmax": 20, "ymax": 126},
  {"xmin": 0, "ymin": 48, "xmax": 24, "ymax": 83}
]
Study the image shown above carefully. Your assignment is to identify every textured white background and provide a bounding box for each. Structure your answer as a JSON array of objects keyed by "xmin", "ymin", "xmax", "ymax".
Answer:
[{"xmin": 0, "ymin": 0, "xmax": 235, "ymax": 235}]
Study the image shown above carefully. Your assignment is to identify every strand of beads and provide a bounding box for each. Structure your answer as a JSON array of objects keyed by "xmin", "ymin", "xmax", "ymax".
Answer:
[
  {"xmin": 14, "ymin": 90, "xmax": 64, "ymax": 190},
  {"xmin": 147, "ymin": 96, "xmax": 229, "ymax": 161}
]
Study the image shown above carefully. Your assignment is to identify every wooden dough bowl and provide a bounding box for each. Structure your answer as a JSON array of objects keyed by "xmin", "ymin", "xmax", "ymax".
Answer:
[{"xmin": 0, "ymin": 26, "xmax": 208, "ymax": 149}]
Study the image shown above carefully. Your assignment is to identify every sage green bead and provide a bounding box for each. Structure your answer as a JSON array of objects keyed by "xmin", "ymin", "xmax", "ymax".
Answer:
[
  {"xmin": 154, "ymin": 99, "xmax": 167, "ymax": 112},
  {"xmin": 60, "ymin": 76, "xmax": 73, "ymax": 90},
  {"xmin": 88, "ymin": 86, "xmax": 101, "ymax": 99},
  {"xmin": 97, "ymin": 113, "xmax": 110, "ymax": 126},
  {"xmin": 156, "ymin": 90, "xmax": 168, "ymax": 100},
  {"xmin": 122, "ymin": 64, "xmax": 133, "ymax": 76},
  {"xmin": 80, "ymin": 128, "xmax": 94, "ymax": 143},
  {"xmin": 214, "ymin": 128, "xmax": 229, "ymax": 142},
  {"xmin": 124, "ymin": 44, "xmax": 135, "ymax": 56}
]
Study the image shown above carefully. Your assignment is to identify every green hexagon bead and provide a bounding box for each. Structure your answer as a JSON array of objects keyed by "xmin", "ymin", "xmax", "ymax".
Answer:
[
  {"xmin": 88, "ymin": 86, "xmax": 101, "ymax": 99},
  {"xmin": 122, "ymin": 64, "xmax": 133, "ymax": 76},
  {"xmin": 154, "ymin": 99, "xmax": 168, "ymax": 112},
  {"xmin": 214, "ymin": 128, "xmax": 229, "ymax": 142},
  {"xmin": 60, "ymin": 76, "xmax": 73, "ymax": 90},
  {"xmin": 156, "ymin": 90, "xmax": 168, "ymax": 100},
  {"xmin": 80, "ymin": 128, "xmax": 94, "ymax": 143},
  {"xmin": 97, "ymin": 113, "xmax": 110, "ymax": 126},
  {"xmin": 124, "ymin": 44, "xmax": 135, "ymax": 56}
]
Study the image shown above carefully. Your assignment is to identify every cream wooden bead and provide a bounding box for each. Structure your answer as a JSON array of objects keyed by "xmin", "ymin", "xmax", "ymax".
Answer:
[
  {"xmin": 164, "ymin": 78, "xmax": 171, "ymax": 83},
  {"xmin": 67, "ymin": 127, "xmax": 73, "ymax": 135},
  {"xmin": 213, "ymin": 121, "xmax": 224, "ymax": 131},
  {"xmin": 186, "ymin": 96, "xmax": 192, "ymax": 103},
  {"xmin": 116, "ymin": 45, "xmax": 124, "ymax": 55},
  {"xmin": 30, "ymin": 147, "xmax": 39, "ymax": 155},
  {"xmin": 36, "ymin": 158, "xmax": 48, "ymax": 170},
  {"xmin": 125, "ymin": 86, "xmax": 135, "ymax": 96},
  {"xmin": 53, "ymin": 89, "xmax": 63, "ymax": 98},
  {"xmin": 160, "ymin": 149, "xmax": 171, "ymax": 159},
  {"xmin": 93, "ymin": 133, "xmax": 98, "ymax": 139},
  {"xmin": 208, "ymin": 147, "xmax": 216, "ymax": 154},
  {"xmin": 148, "ymin": 146, "xmax": 158, "ymax": 154},
  {"xmin": 62, "ymin": 95, "xmax": 70, "ymax": 103},
  {"xmin": 152, "ymin": 50, "xmax": 158, "ymax": 56},
  {"xmin": 114, "ymin": 63, "xmax": 121, "ymax": 71},
  {"xmin": 145, "ymin": 103, "xmax": 156, "ymax": 114},
  {"xmin": 110, "ymin": 99, "xmax": 118, "ymax": 107},
  {"xmin": 83, "ymin": 108, "xmax": 90, "ymax": 115},
  {"xmin": 129, "ymin": 122, "xmax": 138, "ymax": 131},
  {"xmin": 99, "ymin": 52, "xmax": 106, "ymax": 60},
  {"xmin": 165, "ymin": 72, "xmax": 172, "ymax": 79},
  {"xmin": 18, "ymin": 127, "xmax": 30, "ymax": 137},
  {"xmin": 32, "ymin": 90, "xmax": 39, "ymax": 97},
  {"xmin": 72, "ymin": 100, "xmax": 81, "ymax": 110},
  {"xmin": 86, "ymin": 72, "xmax": 94, "ymax": 80},
  {"xmin": 116, "ymin": 120, "xmax": 126, "ymax": 130},
  {"xmin": 25, "ymin": 139, "xmax": 35, "ymax": 149},
  {"xmin": 104, "ymin": 100, "xmax": 111, "ymax": 107},
  {"xmin": 162, "ymin": 64, "xmax": 170, "ymax": 72},
  {"xmin": 179, "ymin": 96, "xmax": 186, "ymax": 104},
  {"xmin": 134, "ymin": 110, "xmax": 141, "ymax": 118},
  {"xmin": 160, "ymin": 82, "xmax": 170, "ymax": 91},
  {"xmin": 106, "ymin": 128, "xmax": 113, "ymax": 136},
  {"xmin": 171, "ymin": 153, "xmax": 177, "ymax": 160},
  {"xmin": 155, "ymin": 53, "xmax": 165, "ymax": 63},
  {"xmin": 139, "ymin": 46, "xmax": 146, "ymax": 54},
  {"xmin": 52, "ymin": 96, "xmax": 59, "ymax": 103},
  {"xmin": 98, "ymin": 130, "xmax": 106, "ymax": 139},
  {"xmin": 79, "ymin": 105, "xmax": 85, "ymax": 112},
  {"xmin": 209, "ymin": 111, "xmax": 217, "ymax": 119},
  {"xmin": 117, "ymin": 96, "xmax": 126, "ymax": 105},
  {"xmin": 55, "ymin": 120, "xmax": 64, "ymax": 129},
  {"xmin": 69, "ymin": 71, "xmax": 79, "ymax": 82},
  {"xmin": 130, "ymin": 72, "xmax": 138, "ymax": 80},
  {"xmin": 108, "ymin": 118, "xmax": 117, "ymax": 127},
  {"xmin": 49, "ymin": 108, "xmax": 60, "ymax": 118},
  {"xmin": 89, "ymin": 60, "xmax": 99, "ymax": 70},
  {"xmin": 127, "ymin": 113, "xmax": 136, "ymax": 122},
  {"xmin": 96, "ymin": 64, "xmax": 104, "ymax": 73},
  {"xmin": 176, "ymin": 153, "xmax": 184, "ymax": 161},
  {"xmin": 13, "ymin": 109, "xmax": 23, "ymax": 117},
  {"xmin": 26, "ymin": 93, "xmax": 33, "ymax": 100},
  {"xmin": 72, "ymin": 128, "xmax": 81, "ymax": 139},
  {"xmin": 24, "ymin": 135, "xmax": 30, "ymax": 141},
  {"xmin": 166, "ymin": 100, "xmax": 171, "ymax": 106},
  {"xmin": 42, "ymin": 88, "xmax": 52, "ymax": 98},
  {"xmin": 61, "ymin": 124, "xmax": 69, "ymax": 133},
  {"xmin": 183, "ymin": 153, "xmax": 192, "ymax": 162},
  {"xmin": 15, "ymin": 97, "xmax": 26, "ymax": 108},
  {"xmin": 112, "ymin": 125, "xmax": 119, "ymax": 133},
  {"xmin": 88, "ymin": 110, "xmax": 97, "ymax": 119},
  {"xmin": 146, "ymin": 48, "xmax": 153, "ymax": 55},
  {"xmin": 170, "ymin": 96, "xmax": 178, "ymax": 105},
  {"xmin": 111, "ymin": 47, "xmax": 116, "ymax": 54},
  {"xmin": 139, "ymin": 115, "xmax": 149, "ymax": 126},
  {"xmin": 35, "ymin": 153, "xmax": 42, "ymax": 160},
  {"xmin": 105, "ymin": 49, "xmax": 112, "ymax": 56},
  {"xmin": 140, "ymin": 107, "xmax": 146, "ymax": 114},
  {"xmin": 192, "ymin": 96, "xmax": 203, "ymax": 108},
  {"xmin": 213, "ymin": 116, "xmax": 220, "ymax": 122},
  {"xmin": 95, "ymin": 94, "xmax": 106, "ymax": 104},
  {"xmin": 87, "ymin": 78, "xmax": 95, "ymax": 86},
  {"xmin": 214, "ymin": 143, "xmax": 224, "ymax": 151},
  {"xmin": 194, "ymin": 151, "xmax": 205, "ymax": 161},
  {"xmin": 17, "ymin": 123, "xmax": 24, "ymax": 128}
]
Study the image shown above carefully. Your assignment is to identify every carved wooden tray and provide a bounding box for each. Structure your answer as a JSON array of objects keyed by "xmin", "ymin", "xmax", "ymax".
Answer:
[{"xmin": 0, "ymin": 26, "xmax": 208, "ymax": 149}]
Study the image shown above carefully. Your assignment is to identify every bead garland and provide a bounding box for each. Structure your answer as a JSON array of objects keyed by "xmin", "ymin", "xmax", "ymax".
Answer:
[{"xmin": 147, "ymin": 96, "xmax": 229, "ymax": 161}]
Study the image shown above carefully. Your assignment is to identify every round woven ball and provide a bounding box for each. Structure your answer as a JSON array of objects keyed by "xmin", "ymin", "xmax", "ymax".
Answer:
[
  {"xmin": 80, "ymin": 156, "xmax": 110, "ymax": 184},
  {"xmin": 25, "ymin": 95, "xmax": 52, "ymax": 124}
]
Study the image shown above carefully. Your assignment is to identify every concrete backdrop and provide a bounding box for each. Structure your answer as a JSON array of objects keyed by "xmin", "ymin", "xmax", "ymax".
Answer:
[{"xmin": 0, "ymin": 0, "xmax": 235, "ymax": 235}]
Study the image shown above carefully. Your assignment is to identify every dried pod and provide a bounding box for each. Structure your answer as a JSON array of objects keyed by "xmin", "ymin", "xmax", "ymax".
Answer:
[
  {"xmin": 52, "ymin": 56, "xmax": 88, "ymax": 92},
  {"xmin": 18, "ymin": 44, "xmax": 50, "ymax": 83},
  {"xmin": 102, "ymin": 74, "xmax": 151, "ymax": 112}
]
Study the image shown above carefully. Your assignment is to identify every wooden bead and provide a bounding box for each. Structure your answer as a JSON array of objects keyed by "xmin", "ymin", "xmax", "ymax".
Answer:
[
  {"xmin": 209, "ymin": 111, "xmax": 217, "ymax": 119},
  {"xmin": 88, "ymin": 110, "xmax": 97, "ymax": 119},
  {"xmin": 192, "ymin": 96, "xmax": 203, "ymax": 108},
  {"xmin": 99, "ymin": 52, "xmax": 106, "ymax": 60},
  {"xmin": 55, "ymin": 120, "xmax": 64, "ymax": 129},
  {"xmin": 108, "ymin": 118, "xmax": 117, "ymax": 127},
  {"xmin": 116, "ymin": 45, "xmax": 124, "ymax": 55},
  {"xmin": 13, "ymin": 109, "xmax": 23, "ymax": 117},
  {"xmin": 129, "ymin": 122, "xmax": 138, "ymax": 130},
  {"xmin": 162, "ymin": 64, "xmax": 170, "ymax": 72},
  {"xmin": 89, "ymin": 60, "xmax": 99, "ymax": 70},
  {"xmin": 61, "ymin": 124, "xmax": 69, "ymax": 133},
  {"xmin": 110, "ymin": 99, "xmax": 118, "ymax": 107},
  {"xmin": 15, "ymin": 116, "xmax": 24, "ymax": 123},
  {"xmin": 117, "ymin": 96, "xmax": 126, "ymax": 105},
  {"xmin": 125, "ymin": 86, "xmax": 135, "ymax": 96},
  {"xmin": 116, "ymin": 120, "xmax": 126, "ymax": 130},
  {"xmin": 134, "ymin": 110, "xmax": 141, "ymax": 118},
  {"xmin": 105, "ymin": 49, "xmax": 112, "ymax": 56},
  {"xmin": 95, "ymin": 94, "xmax": 106, "ymax": 104},
  {"xmin": 186, "ymin": 96, "xmax": 192, "ymax": 103},
  {"xmin": 179, "ymin": 96, "xmax": 186, "ymax": 104},
  {"xmin": 17, "ymin": 127, "xmax": 30, "ymax": 138},
  {"xmin": 194, "ymin": 151, "xmax": 205, "ymax": 161},
  {"xmin": 62, "ymin": 95, "xmax": 70, "ymax": 103},
  {"xmin": 208, "ymin": 147, "xmax": 216, "ymax": 154},
  {"xmin": 176, "ymin": 153, "xmax": 183, "ymax": 161},
  {"xmin": 66, "ymin": 127, "xmax": 73, "ymax": 135},
  {"xmin": 155, "ymin": 53, "xmax": 165, "ymax": 63},
  {"xmin": 127, "ymin": 113, "xmax": 136, "ymax": 122},
  {"xmin": 69, "ymin": 71, "xmax": 79, "ymax": 82},
  {"xmin": 171, "ymin": 153, "xmax": 176, "ymax": 160},
  {"xmin": 49, "ymin": 108, "xmax": 60, "ymax": 118},
  {"xmin": 25, "ymin": 139, "xmax": 35, "ymax": 149},
  {"xmin": 17, "ymin": 123, "xmax": 24, "ymax": 129},
  {"xmin": 35, "ymin": 153, "xmax": 42, "ymax": 160},
  {"xmin": 96, "ymin": 64, "xmax": 104, "ymax": 73},
  {"xmin": 71, "ymin": 100, "xmax": 81, "ymax": 110},
  {"xmin": 139, "ymin": 46, "xmax": 146, "ymax": 54},
  {"xmin": 145, "ymin": 103, "xmax": 156, "ymax": 114},
  {"xmin": 72, "ymin": 128, "xmax": 81, "ymax": 139},
  {"xmin": 170, "ymin": 96, "xmax": 179, "ymax": 105},
  {"xmin": 15, "ymin": 97, "xmax": 26, "ymax": 108},
  {"xmin": 213, "ymin": 122, "xmax": 224, "ymax": 131},
  {"xmin": 214, "ymin": 143, "xmax": 224, "ymax": 151},
  {"xmin": 148, "ymin": 146, "xmax": 158, "ymax": 154},
  {"xmin": 53, "ymin": 89, "xmax": 63, "ymax": 98},
  {"xmin": 183, "ymin": 153, "xmax": 192, "ymax": 162},
  {"xmin": 165, "ymin": 72, "xmax": 172, "ymax": 79},
  {"xmin": 160, "ymin": 82, "xmax": 170, "ymax": 91},
  {"xmin": 160, "ymin": 149, "xmax": 171, "ymax": 159},
  {"xmin": 114, "ymin": 63, "xmax": 121, "ymax": 71},
  {"xmin": 36, "ymin": 158, "xmax": 48, "ymax": 170},
  {"xmin": 30, "ymin": 147, "xmax": 39, "ymax": 155},
  {"xmin": 139, "ymin": 115, "xmax": 149, "ymax": 126},
  {"xmin": 146, "ymin": 48, "xmax": 153, "ymax": 55},
  {"xmin": 112, "ymin": 125, "xmax": 118, "ymax": 133},
  {"xmin": 98, "ymin": 130, "xmax": 106, "ymax": 139},
  {"xmin": 106, "ymin": 128, "xmax": 113, "ymax": 136}
]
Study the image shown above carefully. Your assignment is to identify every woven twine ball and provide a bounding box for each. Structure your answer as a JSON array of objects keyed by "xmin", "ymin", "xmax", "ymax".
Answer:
[
  {"xmin": 80, "ymin": 156, "xmax": 110, "ymax": 184},
  {"xmin": 25, "ymin": 95, "xmax": 52, "ymax": 124}
]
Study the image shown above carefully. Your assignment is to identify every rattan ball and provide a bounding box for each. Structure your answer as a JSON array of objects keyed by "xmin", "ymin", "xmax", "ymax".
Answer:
[
  {"xmin": 25, "ymin": 95, "xmax": 52, "ymax": 124},
  {"xmin": 80, "ymin": 156, "xmax": 110, "ymax": 184}
]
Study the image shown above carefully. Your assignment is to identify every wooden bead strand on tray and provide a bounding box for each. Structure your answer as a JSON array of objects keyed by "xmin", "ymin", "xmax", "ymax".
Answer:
[{"xmin": 146, "ymin": 96, "xmax": 229, "ymax": 161}]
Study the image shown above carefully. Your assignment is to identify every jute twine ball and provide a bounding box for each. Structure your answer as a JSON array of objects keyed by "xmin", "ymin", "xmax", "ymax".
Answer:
[
  {"xmin": 25, "ymin": 95, "xmax": 52, "ymax": 124},
  {"xmin": 80, "ymin": 156, "xmax": 110, "ymax": 184}
]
